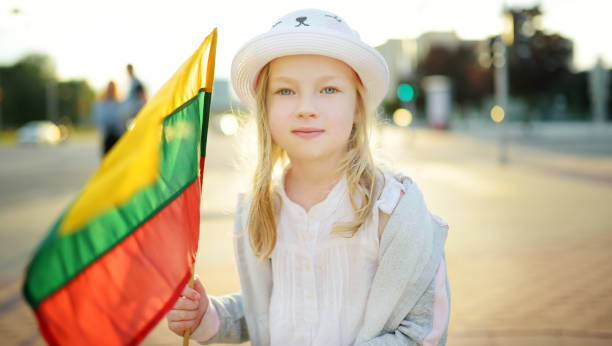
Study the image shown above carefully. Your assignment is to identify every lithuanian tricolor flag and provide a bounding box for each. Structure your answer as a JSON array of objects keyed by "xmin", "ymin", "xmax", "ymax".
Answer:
[{"xmin": 22, "ymin": 29, "xmax": 217, "ymax": 345}]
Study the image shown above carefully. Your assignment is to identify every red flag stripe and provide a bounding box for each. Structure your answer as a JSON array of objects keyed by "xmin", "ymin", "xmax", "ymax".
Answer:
[{"xmin": 35, "ymin": 178, "xmax": 202, "ymax": 345}]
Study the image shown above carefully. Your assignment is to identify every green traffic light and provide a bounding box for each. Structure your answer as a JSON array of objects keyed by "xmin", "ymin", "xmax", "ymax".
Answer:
[{"xmin": 397, "ymin": 83, "xmax": 415, "ymax": 102}]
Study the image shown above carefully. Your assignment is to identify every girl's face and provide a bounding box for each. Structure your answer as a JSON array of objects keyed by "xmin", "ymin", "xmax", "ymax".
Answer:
[{"xmin": 266, "ymin": 54, "xmax": 358, "ymax": 163}]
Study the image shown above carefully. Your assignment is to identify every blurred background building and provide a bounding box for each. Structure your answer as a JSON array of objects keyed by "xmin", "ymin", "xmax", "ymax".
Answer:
[{"xmin": 372, "ymin": 5, "xmax": 608, "ymax": 130}]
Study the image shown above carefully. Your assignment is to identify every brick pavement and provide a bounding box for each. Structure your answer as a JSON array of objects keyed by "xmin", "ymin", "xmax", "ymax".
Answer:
[
  {"xmin": 1, "ymin": 127, "xmax": 611, "ymax": 345},
  {"xmin": 392, "ymin": 129, "xmax": 612, "ymax": 346}
]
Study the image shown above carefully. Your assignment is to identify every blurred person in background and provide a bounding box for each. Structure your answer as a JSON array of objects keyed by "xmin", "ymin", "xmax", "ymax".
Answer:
[
  {"xmin": 126, "ymin": 63, "xmax": 143, "ymax": 99},
  {"xmin": 92, "ymin": 81, "xmax": 124, "ymax": 155},
  {"xmin": 120, "ymin": 83, "xmax": 147, "ymax": 129},
  {"xmin": 121, "ymin": 64, "xmax": 147, "ymax": 129}
]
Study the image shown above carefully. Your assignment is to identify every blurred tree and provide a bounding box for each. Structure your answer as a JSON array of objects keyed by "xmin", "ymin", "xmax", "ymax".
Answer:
[
  {"xmin": 494, "ymin": 5, "xmax": 574, "ymax": 120},
  {"xmin": 17, "ymin": 54, "xmax": 57, "ymax": 80},
  {"xmin": 0, "ymin": 54, "xmax": 94, "ymax": 127},
  {"xmin": 554, "ymin": 71, "xmax": 589, "ymax": 119},
  {"xmin": 503, "ymin": 31, "xmax": 573, "ymax": 97},
  {"xmin": 0, "ymin": 53, "xmax": 56, "ymax": 127},
  {"xmin": 381, "ymin": 97, "xmax": 400, "ymax": 121},
  {"xmin": 58, "ymin": 80, "xmax": 95, "ymax": 126},
  {"xmin": 417, "ymin": 43, "xmax": 493, "ymax": 112}
]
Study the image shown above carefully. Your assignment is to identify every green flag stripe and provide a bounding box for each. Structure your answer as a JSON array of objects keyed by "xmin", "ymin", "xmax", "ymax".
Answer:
[
  {"xmin": 201, "ymin": 91, "xmax": 211, "ymax": 158},
  {"xmin": 24, "ymin": 91, "xmax": 209, "ymax": 308}
]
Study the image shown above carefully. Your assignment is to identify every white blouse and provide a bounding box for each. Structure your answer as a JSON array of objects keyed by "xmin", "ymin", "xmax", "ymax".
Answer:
[{"xmin": 269, "ymin": 169, "xmax": 406, "ymax": 346}]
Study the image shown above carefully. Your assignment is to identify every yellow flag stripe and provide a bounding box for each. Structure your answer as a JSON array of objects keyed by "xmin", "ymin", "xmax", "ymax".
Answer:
[
  {"xmin": 205, "ymin": 28, "xmax": 217, "ymax": 93},
  {"xmin": 60, "ymin": 29, "xmax": 217, "ymax": 235}
]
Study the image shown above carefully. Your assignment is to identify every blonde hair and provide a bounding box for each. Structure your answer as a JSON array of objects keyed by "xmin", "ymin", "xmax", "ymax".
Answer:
[
  {"xmin": 247, "ymin": 63, "xmax": 380, "ymax": 259},
  {"xmin": 101, "ymin": 81, "xmax": 118, "ymax": 101}
]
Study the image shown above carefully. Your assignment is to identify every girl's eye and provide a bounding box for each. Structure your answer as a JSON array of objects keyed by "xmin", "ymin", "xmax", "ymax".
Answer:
[
  {"xmin": 277, "ymin": 89, "xmax": 293, "ymax": 96},
  {"xmin": 322, "ymin": 87, "xmax": 338, "ymax": 94}
]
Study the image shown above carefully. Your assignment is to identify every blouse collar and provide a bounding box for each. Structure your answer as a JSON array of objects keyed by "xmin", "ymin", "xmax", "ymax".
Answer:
[{"xmin": 275, "ymin": 168, "xmax": 349, "ymax": 222}]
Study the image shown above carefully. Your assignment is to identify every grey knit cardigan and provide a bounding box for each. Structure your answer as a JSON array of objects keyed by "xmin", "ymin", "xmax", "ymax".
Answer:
[{"xmin": 199, "ymin": 176, "xmax": 450, "ymax": 345}]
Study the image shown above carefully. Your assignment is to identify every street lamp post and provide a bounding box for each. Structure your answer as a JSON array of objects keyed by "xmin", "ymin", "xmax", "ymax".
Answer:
[
  {"xmin": 589, "ymin": 58, "xmax": 609, "ymax": 125},
  {"xmin": 46, "ymin": 79, "xmax": 59, "ymax": 124},
  {"xmin": 493, "ymin": 36, "xmax": 509, "ymax": 164},
  {"xmin": 0, "ymin": 83, "xmax": 3, "ymax": 131}
]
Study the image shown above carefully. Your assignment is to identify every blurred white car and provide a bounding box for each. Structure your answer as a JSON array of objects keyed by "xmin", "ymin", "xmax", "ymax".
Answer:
[{"xmin": 17, "ymin": 120, "xmax": 62, "ymax": 145}]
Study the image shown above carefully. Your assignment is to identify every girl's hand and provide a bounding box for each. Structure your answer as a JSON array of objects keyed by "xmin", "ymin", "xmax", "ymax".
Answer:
[{"xmin": 167, "ymin": 276, "xmax": 209, "ymax": 336}]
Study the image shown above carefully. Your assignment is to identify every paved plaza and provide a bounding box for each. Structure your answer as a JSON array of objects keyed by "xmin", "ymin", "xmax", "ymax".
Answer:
[{"xmin": 1, "ymin": 123, "xmax": 611, "ymax": 345}]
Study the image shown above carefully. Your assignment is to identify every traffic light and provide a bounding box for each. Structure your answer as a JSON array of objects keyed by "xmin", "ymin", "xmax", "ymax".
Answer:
[{"xmin": 397, "ymin": 83, "xmax": 415, "ymax": 102}]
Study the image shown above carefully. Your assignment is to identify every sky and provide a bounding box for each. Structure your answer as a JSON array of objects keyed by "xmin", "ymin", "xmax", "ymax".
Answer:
[{"xmin": 1, "ymin": 0, "xmax": 610, "ymax": 96}]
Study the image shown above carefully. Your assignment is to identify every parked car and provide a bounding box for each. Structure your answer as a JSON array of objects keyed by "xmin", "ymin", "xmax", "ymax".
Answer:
[{"xmin": 17, "ymin": 120, "xmax": 62, "ymax": 145}]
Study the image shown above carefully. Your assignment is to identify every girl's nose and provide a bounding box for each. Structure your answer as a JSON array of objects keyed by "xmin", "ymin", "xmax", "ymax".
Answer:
[{"xmin": 295, "ymin": 94, "xmax": 318, "ymax": 119}]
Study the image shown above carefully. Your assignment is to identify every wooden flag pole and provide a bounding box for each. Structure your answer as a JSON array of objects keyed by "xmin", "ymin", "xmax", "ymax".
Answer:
[{"xmin": 183, "ymin": 263, "xmax": 195, "ymax": 346}]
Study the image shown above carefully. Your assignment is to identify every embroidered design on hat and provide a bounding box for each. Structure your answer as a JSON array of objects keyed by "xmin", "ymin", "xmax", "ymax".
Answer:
[
  {"xmin": 272, "ymin": 21, "xmax": 282, "ymax": 28},
  {"xmin": 295, "ymin": 16, "xmax": 310, "ymax": 27},
  {"xmin": 325, "ymin": 14, "xmax": 342, "ymax": 22}
]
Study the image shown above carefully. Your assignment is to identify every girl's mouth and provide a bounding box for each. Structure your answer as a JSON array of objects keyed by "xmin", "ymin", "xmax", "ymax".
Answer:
[{"xmin": 292, "ymin": 128, "xmax": 324, "ymax": 139}]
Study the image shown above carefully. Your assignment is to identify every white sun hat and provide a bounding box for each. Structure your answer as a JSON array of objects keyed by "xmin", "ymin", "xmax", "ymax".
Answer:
[{"xmin": 230, "ymin": 8, "xmax": 390, "ymax": 112}]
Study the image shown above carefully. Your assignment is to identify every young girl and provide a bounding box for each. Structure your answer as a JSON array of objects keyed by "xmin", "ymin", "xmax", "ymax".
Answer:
[{"xmin": 167, "ymin": 8, "xmax": 450, "ymax": 346}]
